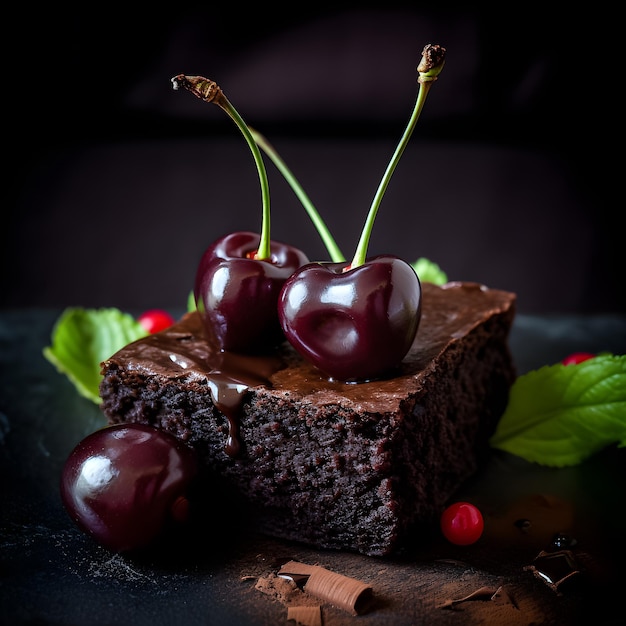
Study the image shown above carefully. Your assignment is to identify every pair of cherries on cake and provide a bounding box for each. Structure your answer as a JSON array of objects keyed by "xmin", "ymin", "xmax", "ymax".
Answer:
[
  {"xmin": 179, "ymin": 44, "xmax": 446, "ymax": 383},
  {"xmin": 195, "ymin": 232, "xmax": 420, "ymax": 383}
]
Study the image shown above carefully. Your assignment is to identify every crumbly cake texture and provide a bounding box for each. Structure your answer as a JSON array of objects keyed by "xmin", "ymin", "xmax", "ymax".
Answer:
[{"xmin": 100, "ymin": 281, "xmax": 516, "ymax": 556}]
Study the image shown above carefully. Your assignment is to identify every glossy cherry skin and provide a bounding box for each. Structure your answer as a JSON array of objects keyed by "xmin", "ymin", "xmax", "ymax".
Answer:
[
  {"xmin": 440, "ymin": 502, "xmax": 484, "ymax": 546},
  {"xmin": 194, "ymin": 231, "xmax": 309, "ymax": 353},
  {"xmin": 60, "ymin": 424, "xmax": 199, "ymax": 553},
  {"xmin": 278, "ymin": 255, "xmax": 421, "ymax": 382}
]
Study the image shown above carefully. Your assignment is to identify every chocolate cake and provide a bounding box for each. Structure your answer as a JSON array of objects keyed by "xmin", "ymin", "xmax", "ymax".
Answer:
[{"xmin": 100, "ymin": 281, "xmax": 516, "ymax": 557}]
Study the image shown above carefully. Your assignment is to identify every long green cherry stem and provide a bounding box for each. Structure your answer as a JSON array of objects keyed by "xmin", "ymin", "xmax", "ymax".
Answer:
[
  {"xmin": 249, "ymin": 128, "xmax": 345, "ymax": 263},
  {"xmin": 350, "ymin": 44, "xmax": 446, "ymax": 269},
  {"xmin": 171, "ymin": 75, "xmax": 272, "ymax": 260}
]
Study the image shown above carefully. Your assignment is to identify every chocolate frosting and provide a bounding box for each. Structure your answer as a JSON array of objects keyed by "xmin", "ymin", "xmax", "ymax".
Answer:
[
  {"xmin": 103, "ymin": 282, "xmax": 515, "ymax": 456},
  {"xmin": 102, "ymin": 283, "xmax": 515, "ymax": 492}
]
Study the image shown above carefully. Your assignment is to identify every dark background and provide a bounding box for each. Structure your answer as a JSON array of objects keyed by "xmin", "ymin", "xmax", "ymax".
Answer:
[{"xmin": 3, "ymin": 4, "xmax": 621, "ymax": 314}]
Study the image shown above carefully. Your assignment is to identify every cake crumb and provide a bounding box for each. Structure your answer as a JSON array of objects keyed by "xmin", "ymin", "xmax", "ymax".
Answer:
[{"xmin": 255, "ymin": 572, "xmax": 312, "ymax": 606}]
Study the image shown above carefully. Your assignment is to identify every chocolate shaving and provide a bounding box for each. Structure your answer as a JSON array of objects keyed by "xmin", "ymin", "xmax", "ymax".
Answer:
[
  {"xmin": 439, "ymin": 585, "xmax": 519, "ymax": 610},
  {"xmin": 286, "ymin": 605, "xmax": 322, "ymax": 626},
  {"xmin": 524, "ymin": 549, "xmax": 582, "ymax": 593},
  {"xmin": 491, "ymin": 585, "xmax": 519, "ymax": 609},
  {"xmin": 279, "ymin": 560, "xmax": 373, "ymax": 615}
]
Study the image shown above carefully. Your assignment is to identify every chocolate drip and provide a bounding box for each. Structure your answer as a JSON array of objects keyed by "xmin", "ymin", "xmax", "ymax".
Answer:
[
  {"xmin": 206, "ymin": 373, "xmax": 247, "ymax": 457},
  {"xmin": 109, "ymin": 313, "xmax": 285, "ymax": 457},
  {"xmin": 205, "ymin": 347, "xmax": 286, "ymax": 456}
]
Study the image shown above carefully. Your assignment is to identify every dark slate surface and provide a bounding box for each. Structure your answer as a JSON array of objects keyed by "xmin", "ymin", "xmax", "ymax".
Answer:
[{"xmin": 1, "ymin": 310, "xmax": 625, "ymax": 625}]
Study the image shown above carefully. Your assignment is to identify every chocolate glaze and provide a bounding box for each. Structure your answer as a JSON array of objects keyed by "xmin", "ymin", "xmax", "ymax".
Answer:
[
  {"xmin": 115, "ymin": 321, "xmax": 284, "ymax": 457},
  {"xmin": 103, "ymin": 282, "xmax": 516, "ymax": 457}
]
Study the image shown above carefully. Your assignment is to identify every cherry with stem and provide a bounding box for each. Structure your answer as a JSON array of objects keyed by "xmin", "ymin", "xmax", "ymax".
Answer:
[
  {"xmin": 350, "ymin": 44, "xmax": 446, "ymax": 270},
  {"xmin": 171, "ymin": 75, "xmax": 309, "ymax": 352},
  {"xmin": 278, "ymin": 44, "xmax": 446, "ymax": 382}
]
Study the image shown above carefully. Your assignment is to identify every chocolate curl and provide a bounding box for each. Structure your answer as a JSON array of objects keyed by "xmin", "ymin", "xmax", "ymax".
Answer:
[
  {"xmin": 286, "ymin": 606, "xmax": 322, "ymax": 626},
  {"xmin": 279, "ymin": 560, "xmax": 373, "ymax": 615}
]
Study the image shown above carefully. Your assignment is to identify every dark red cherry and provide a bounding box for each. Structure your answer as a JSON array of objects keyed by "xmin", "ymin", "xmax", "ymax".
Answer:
[
  {"xmin": 278, "ymin": 255, "xmax": 421, "ymax": 382},
  {"xmin": 60, "ymin": 423, "xmax": 198, "ymax": 553},
  {"xmin": 194, "ymin": 231, "xmax": 309, "ymax": 353}
]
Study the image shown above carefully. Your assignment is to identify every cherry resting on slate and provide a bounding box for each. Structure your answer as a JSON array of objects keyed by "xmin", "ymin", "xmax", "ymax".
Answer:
[
  {"xmin": 278, "ymin": 44, "xmax": 446, "ymax": 381},
  {"xmin": 440, "ymin": 502, "xmax": 484, "ymax": 546},
  {"xmin": 60, "ymin": 423, "xmax": 199, "ymax": 553}
]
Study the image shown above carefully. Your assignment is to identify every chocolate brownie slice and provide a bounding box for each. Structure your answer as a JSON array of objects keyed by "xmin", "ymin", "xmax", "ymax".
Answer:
[{"xmin": 100, "ymin": 281, "xmax": 516, "ymax": 556}]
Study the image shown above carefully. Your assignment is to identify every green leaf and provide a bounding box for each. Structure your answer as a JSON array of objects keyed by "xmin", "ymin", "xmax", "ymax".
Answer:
[
  {"xmin": 43, "ymin": 308, "xmax": 148, "ymax": 404},
  {"xmin": 411, "ymin": 257, "xmax": 448, "ymax": 285},
  {"xmin": 490, "ymin": 354, "xmax": 626, "ymax": 467},
  {"xmin": 187, "ymin": 289, "xmax": 197, "ymax": 312}
]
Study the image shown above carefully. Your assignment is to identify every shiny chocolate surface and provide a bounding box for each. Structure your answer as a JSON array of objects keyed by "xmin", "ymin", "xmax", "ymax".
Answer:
[{"xmin": 105, "ymin": 281, "xmax": 516, "ymax": 411}]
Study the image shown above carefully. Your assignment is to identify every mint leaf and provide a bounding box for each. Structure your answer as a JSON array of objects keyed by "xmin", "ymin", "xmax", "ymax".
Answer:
[
  {"xmin": 490, "ymin": 354, "xmax": 626, "ymax": 467},
  {"xmin": 43, "ymin": 308, "xmax": 147, "ymax": 404},
  {"xmin": 411, "ymin": 258, "xmax": 448, "ymax": 285}
]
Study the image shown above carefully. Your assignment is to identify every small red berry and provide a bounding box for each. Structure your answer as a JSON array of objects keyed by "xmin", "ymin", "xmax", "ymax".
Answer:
[
  {"xmin": 561, "ymin": 352, "xmax": 595, "ymax": 366},
  {"xmin": 440, "ymin": 501, "xmax": 484, "ymax": 546},
  {"xmin": 138, "ymin": 309, "xmax": 176, "ymax": 334}
]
